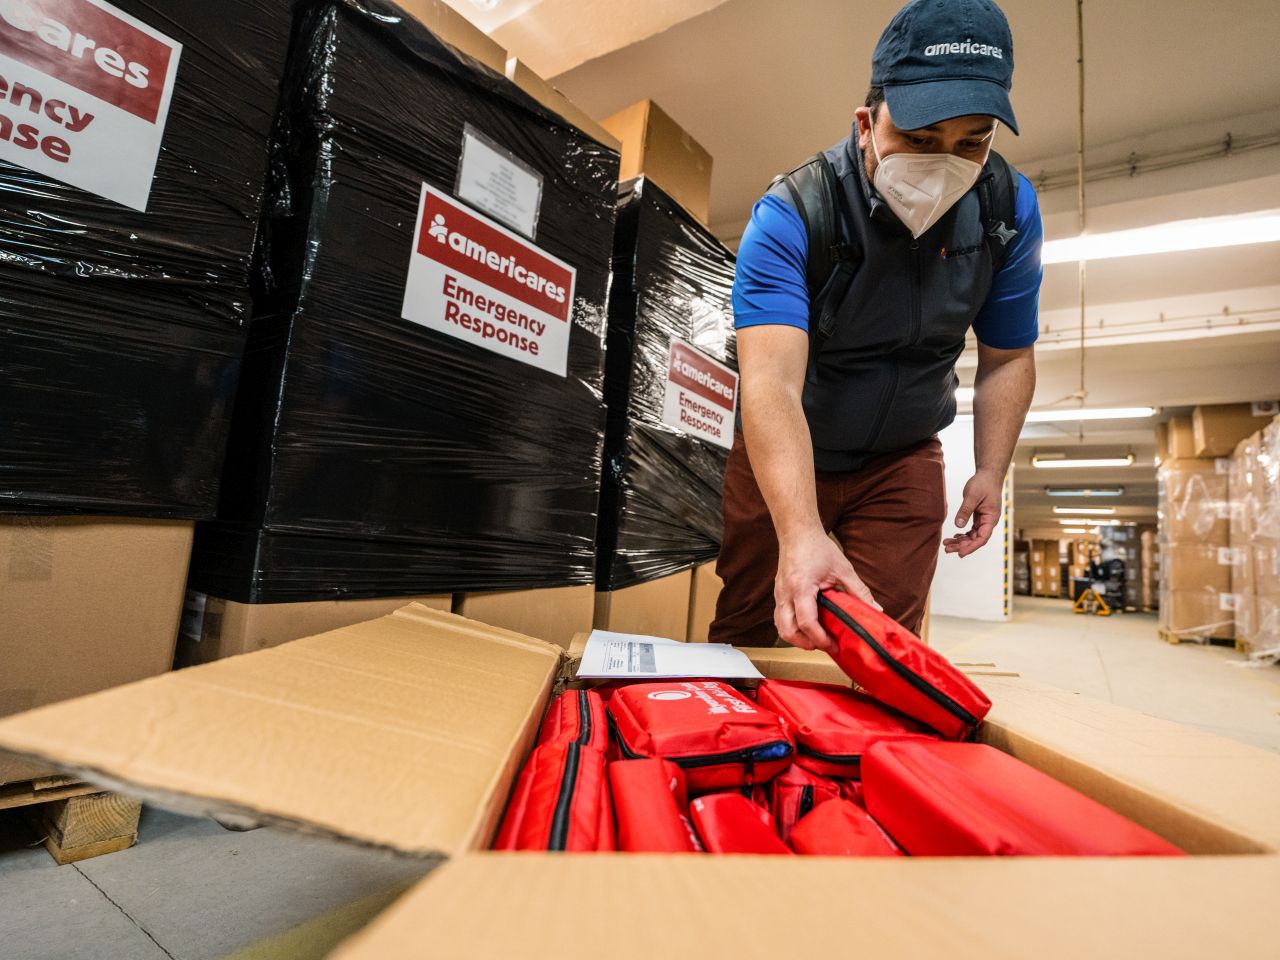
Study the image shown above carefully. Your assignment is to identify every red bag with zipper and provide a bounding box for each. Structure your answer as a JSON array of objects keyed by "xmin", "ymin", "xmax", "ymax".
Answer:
[
  {"xmin": 768, "ymin": 762, "xmax": 844, "ymax": 842},
  {"xmin": 609, "ymin": 759, "xmax": 703, "ymax": 853},
  {"xmin": 537, "ymin": 689, "xmax": 609, "ymax": 751},
  {"xmin": 789, "ymin": 799, "xmax": 903, "ymax": 857},
  {"xmin": 493, "ymin": 741, "xmax": 613, "ymax": 851},
  {"xmin": 817, "ymin": 589, "xmax": 991, "ymax": 740},
  {"xmin": 690, "ymin": 793, "xmax": 792, "ymax": 855},
  {"xmin": 862, "ymin": 740, "xmax": 1185, "ymax": 857},
  {"xmin": 756, "ymin": 678, "xmax": 939, "ymax": 778},
  {"xmin": 607, "ymin": 681, "xmax": 794, "ymax": 791}
]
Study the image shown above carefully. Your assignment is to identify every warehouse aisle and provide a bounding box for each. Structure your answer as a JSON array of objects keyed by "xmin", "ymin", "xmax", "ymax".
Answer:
[{"xmin": 934, "ymin": 597, "xmax": 1280, "ymax": 752}]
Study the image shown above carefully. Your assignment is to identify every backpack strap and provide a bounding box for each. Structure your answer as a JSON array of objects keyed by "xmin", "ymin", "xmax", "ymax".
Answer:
[
  {"xmin": 976, "ymin": 149, "xmax": 1021, "ymax": 274},
  {"xmin": 770, "ymin": 154, "xmax": 861, "ymax": 362}
]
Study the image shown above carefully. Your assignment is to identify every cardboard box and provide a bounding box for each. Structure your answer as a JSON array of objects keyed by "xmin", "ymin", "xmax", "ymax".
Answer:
[
  {"xmin": 1167, "ymin": 415, "xmax": 1197, "ymax": 460},
  {"xmin": 1161, "ymin": 589, "xmax": 1236, "ymax": 641},
  {"xmin": 0, "ymin": 517, "xmax": 193, "ymax": 784},
  {"xmin": 1162, "ymin": 544, "xmax": 1233, "ymax": 593},
  {"xmin": 2, "ymin": 604, "xmax": 1279, "ymax": 958},
  {"xmin": 1254, "ymin": 543, "xmax": 1280, "ymax": 599},
  {"xmin": 504, "ymin": 57, "xmax": 620, "ymax": 150},
  {"xmin": 176, "ymin": 593, "xmax": 452, "ymax": 667},
  {"xmin": 685, "ymin": 561, "xmax": 723, "ymax": 643},
  {"xmin": 1159, "ymin": 459, "xmax": 1230, "ymax": 544},
  {"xmin": 455, "ymin": 585, "xmax": 595, "ymax": 649},
  {"xmin": 396, "ymin": 0, "xmax": 507, "ymax": 72},
  {"xmin": 595, "ymin": 568, "xmax": 694, "ymax": 641},
  {"xmin": 1154, "ymin": 421, "xmax": 1169, "ymax": 465},
  {"xmin": 1193, "ymin": 403, "xmax": 1279, "ymax": 458},
  {"xmin": 600, "ymin": 99, "xmax": 713, "ymax": 225}
]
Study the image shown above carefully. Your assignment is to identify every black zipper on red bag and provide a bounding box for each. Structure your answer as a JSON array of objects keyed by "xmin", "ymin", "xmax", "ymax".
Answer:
[
  {"xmin": 547, "ymin": 742, "xmax": 581, "ymax": 851},
  {"xmin": 611, "ymin": 717, "xmax": 793, "ymax": 771},
  {"xmin": 817, "ymin": 593, "xmax": 980, "ymax": 729},
  {"xmin": 796, "ymin": 744, "xmax": 862, "ymax": 774},
  {"xmin": 575, "ymin": 690, "xmax": 593, "ymax": 747},
  {"xmin": 798, "ymin": 785, "xmax": 815, "ymax": 819}
]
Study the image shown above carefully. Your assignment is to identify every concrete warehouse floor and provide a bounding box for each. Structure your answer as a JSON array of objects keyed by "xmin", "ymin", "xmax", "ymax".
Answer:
[{"xmin": 2, "ymin": 597, "xmax": 1278, "ymax": 960}]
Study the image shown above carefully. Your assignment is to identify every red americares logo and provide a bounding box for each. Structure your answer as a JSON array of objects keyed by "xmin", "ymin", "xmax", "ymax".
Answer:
[
  {"xmin": 0, "ymin": 0, "xmax": 174, "ymax": 123},
  {"xmin": 417, "ymin": 190, "xmax": 572, "ymax": 323}
]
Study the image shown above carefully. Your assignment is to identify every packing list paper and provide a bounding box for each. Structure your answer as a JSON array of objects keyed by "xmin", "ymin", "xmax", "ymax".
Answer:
[{"xmin": 577, "ymin": 630, "xmax": 764, "ymax": 680}]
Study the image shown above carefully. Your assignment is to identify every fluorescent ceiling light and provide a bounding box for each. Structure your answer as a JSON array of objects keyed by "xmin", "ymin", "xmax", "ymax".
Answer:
[
  {"xmin": 1042, "ymin": 210, "xmax": 1280, "ymax": 264},
  {"xmin": 1033, "ymin": 454, "xmax": 1136, "ymax": 469},
  {"xmin": 956, "ymin": 386, "xmax": 975, "ymax": 403},
  {"xmin": 1045, "ymin": 486, "xmax": 1125, "ymax": 497},
  {"xmin": 1053, "ymin": 507, "xmax": 1117, "ymax": 516},
  {"xmin": 1024, "ymin": 407, "xmax": 1156, "ymax": 423},
  {"xmin": 1058, "ymin": 518, "xmax": 1120, "ymax": 526},
  {"xmin": 1061, "ymin": 527, "xmax": 1091, "ymax": 534}
]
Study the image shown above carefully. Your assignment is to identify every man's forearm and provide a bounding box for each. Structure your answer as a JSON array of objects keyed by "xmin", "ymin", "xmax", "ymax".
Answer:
[
  {"xmin": 972, "ymin": 346, "xmax": 1036, "ymax": 476},
  {"xmin": 742, "ymin": 380, "xmax": 822, "ymax": 544}
]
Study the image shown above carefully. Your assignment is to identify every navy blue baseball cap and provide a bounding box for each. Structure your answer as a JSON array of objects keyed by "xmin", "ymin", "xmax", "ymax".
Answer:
[{"xmin": 871, "ymin": 0, "xmax": 1019, "ymax": 134}]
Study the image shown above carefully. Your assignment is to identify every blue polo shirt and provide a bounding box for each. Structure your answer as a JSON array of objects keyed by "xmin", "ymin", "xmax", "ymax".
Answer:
[{"xmin": 733, "ymin": 172, "xmax": 1043, "ymax": 349}]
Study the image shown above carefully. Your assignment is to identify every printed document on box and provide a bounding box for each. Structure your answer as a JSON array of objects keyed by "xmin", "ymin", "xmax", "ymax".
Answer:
[{"xmin": 576, "ymin": 630, "xmax": 763, "ymax": 679}]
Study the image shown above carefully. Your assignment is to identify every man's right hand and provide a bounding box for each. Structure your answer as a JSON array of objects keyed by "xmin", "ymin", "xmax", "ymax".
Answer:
[{"xmin": 774, "ymin": 530, "xmax": 881, "ymax": 652}]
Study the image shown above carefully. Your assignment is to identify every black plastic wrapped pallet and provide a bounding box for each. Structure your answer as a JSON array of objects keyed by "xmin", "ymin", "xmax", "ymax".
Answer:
[
  {"xmin": 192, "ymin": 0, "xmax": 619, "ymax": 600},
  {"xmin": 596, "ymin": 177, "xmax": 738, "ymax": 591},
  {"xmin": 0, "ymin": 0, "xmax": 291, "ymax": 518}
]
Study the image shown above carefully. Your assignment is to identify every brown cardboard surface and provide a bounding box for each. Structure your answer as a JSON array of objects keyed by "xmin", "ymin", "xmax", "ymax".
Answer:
[
  {"xmin": 329, "ymin": 853, "xmax": 1280, "ymax": 960},
  {"xmin": 1154, "ymin": 420, "xmax": 1169, "ymax": 464},
  {"xmin": 455, "ymin": 584, "xmax": 595, "ymax": 649},
  {"xmin": 1162, "ymin": 544, "xmax": 1233, "ymax": 592},
  {"xmin": 0, "ymin": 604, "xmax": 562, "ymax": 855},
  {"xmin": 1193, "ymin": 403, "xmax": 1277, "ymax": 458},
  {"xmin": 685, "ymin": 560, "xmax": 722, "ymax": 642},
  {"xmin": 503, "ymin": 57, "xmax": 620, "ymax": 150},
  {"xmin": 1160, "ymin": 459, "xmax": 1230, "ymax": 544},
  {"xmin": 600, "ymin": 99, "xmax": 713, "ymax": 225},
  {"xmin": 0, "ymin": 516, "xmax": 192, "ymax": 784},
  {"xmin": 394, "ymin": 0, "xmax": 506, "ymax": 72},
  {"xmin": 1168, "ymin": 415, "xmax": 1197, "ymax": 459},
  {"xmin": 176, "ymin": 594, "xmax": 451, "ymax": 667},
  {"xmin": 1161, "ymin": 589, "xmax": 1236, "ymax": 639},
  {"xmin": 1254, "ymin": 541, "xmax": 1280, "ymax": 599},
  {"xmin": 594, "ymin": 569, "xmax": 693, "ymax": 641}
]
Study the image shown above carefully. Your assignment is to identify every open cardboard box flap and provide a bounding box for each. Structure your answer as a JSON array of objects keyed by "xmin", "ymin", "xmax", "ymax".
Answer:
[
  {"xmin": 327, "ymin": 852, "xmax": 1280, "ymax": 960},
  {"xmin": 0, "ymin": 604, "xmax": 562, "ymax": 857},
  {"xmin": 2, "ymin": 602, "xmax": 1280, "ymax": 861}
]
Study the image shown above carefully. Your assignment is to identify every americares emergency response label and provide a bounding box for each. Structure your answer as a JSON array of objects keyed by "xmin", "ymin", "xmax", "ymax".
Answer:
[
  {"xmin": 0, "ymin": 0, "xmax": 181, "ymax": 210},
  {"xmin": 402, "ymin": 183, "xmax": 576, "ymax": 377},
  {"xmin": 661, "ymin": 339, "xmax": 738, "ymax": 450}
]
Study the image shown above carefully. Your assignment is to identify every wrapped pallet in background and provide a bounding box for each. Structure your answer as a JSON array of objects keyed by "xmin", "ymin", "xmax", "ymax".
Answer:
[
  {"xmin": 1157, "ymin": 458, "xmax": 1234, "ymax": 641},
  {"xmin": 1233, "ymin": 418, "xmax": 1280, "ymax": 658},
  {"xmin": 182, "ymin": 0, "xmax": 621, "ymax": 659},
  {"xmin": 593, "ymin": 177, "xmax": 737, "ymax": 639}
]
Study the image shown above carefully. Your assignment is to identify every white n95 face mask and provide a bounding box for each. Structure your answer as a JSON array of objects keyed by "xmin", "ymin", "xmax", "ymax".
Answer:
[{"xmin": 868, "ymin": 122, "xmax": 989, "ymax": 239}]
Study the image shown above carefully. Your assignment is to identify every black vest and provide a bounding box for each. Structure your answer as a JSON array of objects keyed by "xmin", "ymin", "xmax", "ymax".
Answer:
[{"xmin": 768, "ymin": 130, "xmax": 996, "ymax": 472}]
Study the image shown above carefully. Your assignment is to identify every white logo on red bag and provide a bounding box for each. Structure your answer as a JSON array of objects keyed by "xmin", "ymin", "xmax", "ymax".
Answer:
[{"xmin": 647, "ymin": 690, "xmax": 692, "ymax": 701}]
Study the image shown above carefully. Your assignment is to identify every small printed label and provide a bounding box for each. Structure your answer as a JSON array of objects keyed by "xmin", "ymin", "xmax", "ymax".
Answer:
[
  {"xmin": 455, "ymin": 124, "xmax": 543, "ymax": 240},
  {"xmin": 179, "ymin": 590, "xmax": 207, "ymax": 643},
  {"xmin": 604, "ymin": 640, "xmax": 656, "ymax": 674},
  {"xmin": 0, "ymin": 0, "xmax": 182, "ymax": 210},
  {"xmin": 1251, "ymin": 400, "xmax": 1279, "ymax": 417},
  {"xmin": 1215, "ymin": 458, "xmax": 1231, "ymax": 475},
  {"xmin": 1218, "ymin": 547, "xmax": 1242, "ymax": 566},
  {"xmin": 402, "ymin": 183, "xmax": 575, "ymax": 376},
  {"xmin": 1219, "ymin": 593, "xmax": 1239, "ymax": 612},
  {"xmin": 660, "ymin": 338, "xmax": 738, "ymax": 450}
]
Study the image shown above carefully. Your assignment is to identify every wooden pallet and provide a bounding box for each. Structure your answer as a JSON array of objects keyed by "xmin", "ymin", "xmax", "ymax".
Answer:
[
  {"xmin": 0, "ymin": 775, "xmax": 141, "ymax": 864},
  {"xmin": 1158, "ymin": 628, "xmax": 1235, "ymax": 648}
]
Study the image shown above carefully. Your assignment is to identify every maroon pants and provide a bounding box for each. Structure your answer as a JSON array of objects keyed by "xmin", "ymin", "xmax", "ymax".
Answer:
[{"xmin": 710, "ymin": 433, "xmax": 946, "ymax": 647}]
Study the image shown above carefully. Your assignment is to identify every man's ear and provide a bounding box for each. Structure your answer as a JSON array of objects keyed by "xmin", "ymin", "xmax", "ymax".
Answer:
[{"xmin": 853, "ymin": 106, "xmax": 872, "ymax": 150}]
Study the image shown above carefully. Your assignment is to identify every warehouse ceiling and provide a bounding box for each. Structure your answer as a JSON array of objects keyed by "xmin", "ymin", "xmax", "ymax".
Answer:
[{"xmin": 460, "ymin": 0, "xmax": 1280, "ymax": 535}]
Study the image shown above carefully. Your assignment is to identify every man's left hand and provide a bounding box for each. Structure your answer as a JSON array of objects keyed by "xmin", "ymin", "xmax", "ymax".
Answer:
[{"xmin": 943, "ymin": 469, "xmax": 1003, "ymax": 557}]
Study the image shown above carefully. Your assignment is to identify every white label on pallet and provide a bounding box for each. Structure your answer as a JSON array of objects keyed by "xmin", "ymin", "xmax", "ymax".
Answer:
[
  {"xmin": 456, "ymin": 124, "xmax": 543, "ymax": 240},
  {"xmin": 1219, "ymin": 593, "xmax": 1239, "ymax": 612},
  {"xmin": 0, "ymin": 0, "xmax": 182, "ymax": 211},
  {"xmin": 660, "ymin": 338, "xmax": 737, "ymax": 450},
  {"xmin": 1251, "ymin": 400, "xmax": 1279, "ymax": 417}
]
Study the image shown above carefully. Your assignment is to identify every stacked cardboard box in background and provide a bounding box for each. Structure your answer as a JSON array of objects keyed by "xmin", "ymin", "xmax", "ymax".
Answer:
[
  {"xmin": 1229, "ymin": 417, "xmax": 1280, "ymax": 656},
  {"xmin": 1030, "ymin": 539, "xmax": 1061, "ymax": 598},
  {"xmin": 0, "ymin": 0, "xmax": 291, "ymax": 773},
  {"xmin": 1013, "ymin": 540, "xmax": 1031, "ymax": 596},
  {"xmin": 1140, "ymin": 528, "xmax": 1160, "ymax": 611},
  {"xmin": 1099, "ymin": 526, "xmax": 1152, "ymax": 611}
]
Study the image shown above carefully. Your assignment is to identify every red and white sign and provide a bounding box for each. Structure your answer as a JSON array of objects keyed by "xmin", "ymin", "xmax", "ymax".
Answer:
[
  {"xmin": 402, "ymin": 183, "xmax": 576, "ymax": 376},
  {"xmin": 0, "ymin": 0, "xmax": 180, "ymax": 210},
  {"xmin": 661, "ymin": 339, "xmax": 737, "ymax": 450}
]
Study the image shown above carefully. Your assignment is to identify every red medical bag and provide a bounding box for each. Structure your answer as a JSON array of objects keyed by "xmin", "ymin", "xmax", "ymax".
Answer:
[
  {"xmin": 768, "ymin": 762, "xmax": 843, "ymax": 842},
  {"xmin": 690, "ymin": 793, "xmax": 792, "ymax": 855},
  {"xmin": 817, "ymin": 589, "xmax": 991, "ymax": 739},
  {"xmin": 607, "ymin": 681, "xmax": 794, "ymax": 791},
  {"xmin": 756, "ymin": 679, "xmax": 939, "ymax": 778},
  {"xmin": 537, "ymin": 689, "xmax": 609, "ymax": 752},
  {"xmin": 788, "ymin": 799, "xmax": 903, "ymax": 857},
  {"xmin": 493, "ymin": 742, "xmax": 613, "ymax": 851},
  {"xmin": 609, "ymin": 759, "xmax": 703, "ymax": 853},
  {"xmin": 862, "ymin": 740, "xmax": 1185, "ymax": 857}
]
